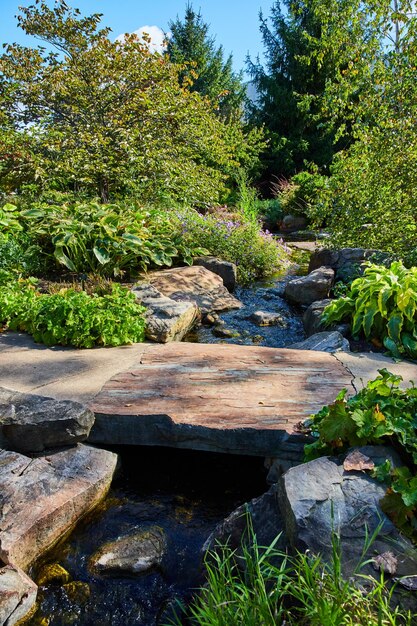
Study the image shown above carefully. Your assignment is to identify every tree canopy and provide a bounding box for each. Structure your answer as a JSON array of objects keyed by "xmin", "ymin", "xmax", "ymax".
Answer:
[
  {"xmin": 0, "ymin": 1, "xmax": 261, "ymax": 203},
  {"xmin": 166, "ymin": 4, "xmax": 246, "ymax": 119}
]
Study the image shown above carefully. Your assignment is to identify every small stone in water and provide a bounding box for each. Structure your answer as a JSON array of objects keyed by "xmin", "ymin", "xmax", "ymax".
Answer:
[
  {"xmin": 63, "ymin": 581, "xmax": 91, "ymax": 605},
  {"xmin": 89, "ymin": 527, "xmax": 166, "ymax": 576},
  {"xmin": 37, "ymin": 563, "xmax": 71, "ymax": 587}
]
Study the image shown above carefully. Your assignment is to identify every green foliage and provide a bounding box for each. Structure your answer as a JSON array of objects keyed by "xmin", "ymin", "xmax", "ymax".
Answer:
[
  {"xmin": 273, "ymin": 170, "xmax": 328, "ymax": 219},
  {"xmin": 304, "ymin": 2, "xmax": 417, "ymax": 259},
  {"xmin": 166, "ymin": 4, "xmax": 246, "ymax": 120},
  {"xmin": 322, "ymin": 262, "xmax": 417, "ymax": 360},
  {"xmin": 178, "ymin": 208, "xmax": 290, "ymax": 284},
  {"xmin": 305, "ymin": 369, "xmax": 417, "ymax": 538},
  {"xmin": 167, "ymin": 514, "xmax": 414, "ymax": 625},
  {"xmin": 0, "ymin": 1, "xmax": 261, "ymax": 203},
  {"xmin": 2, "ymin": 201, "xmax": 206, "ymax": 277},
  {"xmin": 0, "ymin": 280, "xmax": 146, "ymax": 348}
]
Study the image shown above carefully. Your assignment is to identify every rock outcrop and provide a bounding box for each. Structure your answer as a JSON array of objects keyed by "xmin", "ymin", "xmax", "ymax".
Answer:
[
  {"xmin": 308, "ymin": 248, "xmax": 389, "ymax": 282},
  {"xmin": 289, "ymin": 331, "xmax": 350, "ymax": 353},
  {"xmin": 147, "ymin": 266, "xmax": 242, "ymax": 314},
  {"xmin": 132, "ymin": 283, "xmax": 199, "ymax": 343},
  {"xmin": 284, "ymin": 267, "xmax": 334, "ymax": 305},
  {"xmin": 194, "ymin": 256, "xmax": 237, "ymax": 292},
  {"xmin": 0, "ymin": 387, "xmax": 94, "ymax": 453},
  {"xmin": 0, "ymin": 444, "xmax": 118, "ymax": 569}
]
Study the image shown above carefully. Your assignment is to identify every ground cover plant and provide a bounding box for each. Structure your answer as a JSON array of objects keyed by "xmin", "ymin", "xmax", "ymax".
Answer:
[
  {"xmin": 0, "ymin": 278, "xmax": 146, "ymax": 348},
  {"xmin": 322, "ymin": 262, "xmax": 417, "ymax": 361},
  {"xmin": 167, "ymin": 519, "xmax": 414, "ymax": 625},
  {"xmin": 305, "ymin": 369, "xmax": 417, "ymax": 538}
]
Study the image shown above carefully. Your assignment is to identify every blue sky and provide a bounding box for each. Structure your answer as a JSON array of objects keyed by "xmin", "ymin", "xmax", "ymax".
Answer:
[{"xmin": 0, "ymin": 0, "xmax": 274, "ymax": 73}]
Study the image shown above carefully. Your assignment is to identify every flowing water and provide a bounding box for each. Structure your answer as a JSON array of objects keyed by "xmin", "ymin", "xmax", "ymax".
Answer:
[
  {"xmin": 28, "ymin": 249, "xmax": 310, "ymax": 626},
  {"xmin": 29, "ymin": 447, "xmax": 268, "ymax": 626}
]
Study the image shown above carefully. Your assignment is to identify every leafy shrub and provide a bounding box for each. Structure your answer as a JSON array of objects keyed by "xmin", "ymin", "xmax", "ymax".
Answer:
[
  {"xmin": 4, "ymin": 201, "xmax": 205, "ymax": 277},
  {"xmin": 0, "ymin": 281, "xmax": 146, "ymax": 348},
  {"xmin": 0, "ymin": 232, "xmax": 47, "ymax": 277},
  {"xmin": 168, "ymin": 514, "xmax": 414, "ymax": 625},
  {"xmin": 305, "ymin": 369, "xmax": 417, "ymax": 538},
  {"xmin": 177, "ymin": 208, "xmax": 290, "ymax": 284},
  {"xmin": 272, "ymin": 171, "xmax": 328, "ymax": 220},
  {"xmin": 322, "ymin": 262, "xmax": 417, "ymax": 360}
]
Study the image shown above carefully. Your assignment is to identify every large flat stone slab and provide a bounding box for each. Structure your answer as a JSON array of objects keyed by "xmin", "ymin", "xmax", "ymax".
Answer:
[
  {"xmin": 89, "ymin": 343, "xmax": 354, "ymax": 456},
  {"xmin": 0, "ymin": 444, "xmax": 118, "ymax": 569}
]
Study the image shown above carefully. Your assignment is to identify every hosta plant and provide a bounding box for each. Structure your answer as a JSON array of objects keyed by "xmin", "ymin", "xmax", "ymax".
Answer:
[{"xmin": 322, "ymin": 262, "xmax": 417, "ymax": 360}]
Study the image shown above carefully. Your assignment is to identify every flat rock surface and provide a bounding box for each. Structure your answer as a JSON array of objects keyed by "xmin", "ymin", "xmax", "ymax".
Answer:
[
  {"xmin": 0, "ymin": 332, "xmax": 149, "ymax": 403},
  {"xmin": 148, "ymin": 266, "xmax": 242, "ymax": 313},
  {"xmin": 89, "ymin": 343, "xmax": 354, "ymax": 456},
  {"xmin": 0, "ymin": 444, "xmax": 118, "ymax": 569}
]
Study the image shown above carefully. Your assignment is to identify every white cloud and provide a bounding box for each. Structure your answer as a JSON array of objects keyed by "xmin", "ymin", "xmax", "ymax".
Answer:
[{"xmin": 116, "ymin": 25, "xmax": 166, "ymax": 53}]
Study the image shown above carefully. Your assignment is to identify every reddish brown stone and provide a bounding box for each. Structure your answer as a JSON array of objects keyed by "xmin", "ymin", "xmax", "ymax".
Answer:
[{"xmin": 90, "ymin": 343, "xmax": 354, "ymax": 456}]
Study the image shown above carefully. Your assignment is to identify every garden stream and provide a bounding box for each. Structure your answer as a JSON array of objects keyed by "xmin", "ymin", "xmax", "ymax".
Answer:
[{"xmin": 27, "ymin": 251, "xmax": 309, "ymax": 626}]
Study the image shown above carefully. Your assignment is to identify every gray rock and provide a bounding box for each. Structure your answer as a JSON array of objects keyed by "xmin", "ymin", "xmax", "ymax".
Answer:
[
  {"xmin": 0, "ymin": 388, "xmax": 95, "ymax": 453},
  {"xmin": 284, "ymin": 267, "xmax": 334, "ymax": 305},
  {"xmin": 250, "ymin": 311, "xmax": 286, "ymax": 327},
  {"xmin": 90, "ymin": 527, "xmax": 166, "ymax": 576},
  {"xmin": 279, "ymin": 456, "xmax": 417, "ymax": 579},
  {"xmin": 302, "ymin": 299, "xmax": 331, "ymax": 335},
  {"xmin": 194, "ymin": 256, "xmax": 237, "ymax": 292},
  {"xmin": 281, "ymin": 215, "xmax": 308, "ymax": 232},
  {"xmin": 303, "ymin": 299, "xmax": 350, "ymax": 337},
  {"xmin": 0, "ymin": 444, "xmax": 118, "ymax": 569},
  {"xmin": 289, "ymin": 331, "xmax": 350, "ymax": 353},
  {"xmin": 202, "ymin": 312, "xmax": 221, "ymax": 326},
  {"xmin": 308, "ymin": 248, "xmax": 389, "ymax": 283},
  {"xmin": 147, "ymin": 266, "xmax": 243, "ymax": 314},
  {"xmin": 0, "ymin": 564, "xmax": 37, "ymax": 626},
  {"xmin": 132, "ymin": 283, "xmax": 200, "ymax": 343},
  {"xmin": 204, "ymin": 484, "xmax": 286, "ymax": 556}
]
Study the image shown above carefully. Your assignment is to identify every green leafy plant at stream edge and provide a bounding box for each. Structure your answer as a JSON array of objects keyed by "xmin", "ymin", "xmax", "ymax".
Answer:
[
  {"xmin": 305, "ymin": 369, "xmax": 417, "ymax": 538},
  {"xmin": 0, "ymin": 280, "xmax": 146, "ymax": 348},
  {"xmin": 322, "ymin": 261, "xmax": 417, "ymax": 361},
  {"xmin": 166, "ymin": 515, "xmax": 414, "ymax": 625}
]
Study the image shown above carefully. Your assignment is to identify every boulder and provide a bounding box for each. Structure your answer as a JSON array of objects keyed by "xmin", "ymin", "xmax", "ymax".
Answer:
[
  {"xmin": 132, "ymin": 283, "xmax": 199, "ymax": 343},
  {"xmin": 204, "ymin": 484, "xmax": 286, "ymax": 556},
  {"xmin": 90, "ymin": 527, "xmax": 166, "ymax": 576},
  {"xmin": 279, "ymin": 455, "xmax": 417, "ymax": 579},
  {"xmin": 194, "ymin": 256, "xmax": 237, "ymax": 292},
  {"xmin": 0, "ymin": 388, "xmax": 95, "ymax": 453},
  {"xmin": 147, "ymin": 266, "xmax": 243, "ymax": 314},
  {"xmin": 303, "ymin": 299, "xmax": 350, "ymax": 337},
  {"xmin": 308, "ymin": 248, "xmax": 389, "ymax": 283},
  {"xmin": 284, "ymin": 267, "xmax": 334, "ymax": 306},
  {"xmin": 0, "ymin": 444, "xmax": 118, "ymax": 569},
  {"xmin": 0, "ymin": 564, "xmax": 37, "ymax": 626},
  {"xmin": 281, "ymin": 215, "xmax": 308, "ymax": 232},
  {"xmin": 249, "ymin": 311, "xmax": 286, "ymax": 327},
  {"xmin": 289, "ymin": 331, "xmax": 350, "ymax": 353}
]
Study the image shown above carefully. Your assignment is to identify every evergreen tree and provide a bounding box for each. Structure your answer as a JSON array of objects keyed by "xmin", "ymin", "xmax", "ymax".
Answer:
[
  {"xmin": 166, "ymin": 4, "xmax": 245, "ymax": 119},
  {"xmin": 247, "ymin": 0, "xmax": 387, "ymax": 181}
]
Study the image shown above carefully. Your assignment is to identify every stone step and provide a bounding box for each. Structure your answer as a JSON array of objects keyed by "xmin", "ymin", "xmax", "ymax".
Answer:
[{"xmin": 89, "ymin": 343, "xmax": 354, "ymax": 456}]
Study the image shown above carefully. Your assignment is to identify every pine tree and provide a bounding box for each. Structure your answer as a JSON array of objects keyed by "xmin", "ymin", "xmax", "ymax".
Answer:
[
  {"xmin": 247, "ymin": 1, "xmax": 337, "ymax": 180},
  {"xmin": 166, "ymin": 4, "xmax": 245, "ymax": 119}
]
